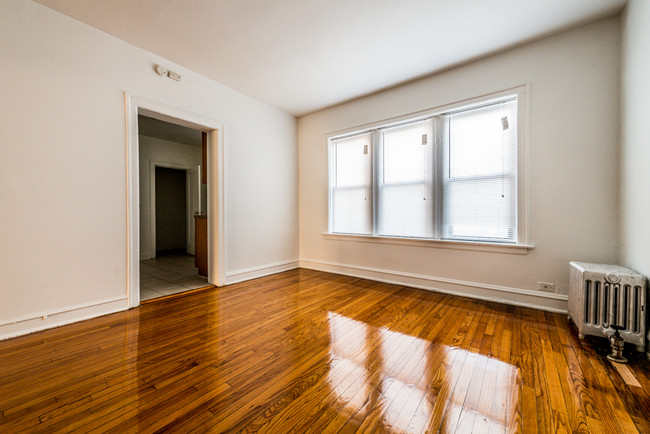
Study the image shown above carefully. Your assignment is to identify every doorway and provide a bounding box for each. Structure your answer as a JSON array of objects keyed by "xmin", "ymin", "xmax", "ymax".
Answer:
[
  {"xmin": 126, "ymin": 94, "xmax": 225, "ymax": 308},
  {"xmin": 155, "ymin": 166, "xmax": 187, "ymax": 252},
  {"xmin": 138, "ymin": 118, "xmax": 208, "ymax": 301}
]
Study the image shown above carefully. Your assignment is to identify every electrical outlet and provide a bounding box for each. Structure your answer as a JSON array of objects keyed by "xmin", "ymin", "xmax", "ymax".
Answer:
[{"xmin": 537, "ymin": 282, "xmax": 555, "ymax": 292}]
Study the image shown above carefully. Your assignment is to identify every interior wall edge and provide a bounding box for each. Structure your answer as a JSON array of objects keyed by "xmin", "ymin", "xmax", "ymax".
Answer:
[
  {"xmin": 300, "ymin": 259, "xmax": 569, "ymax": 313},
  {"xmin": 224, "ymin": 259, "xmax": 300, "ymax": 285}
]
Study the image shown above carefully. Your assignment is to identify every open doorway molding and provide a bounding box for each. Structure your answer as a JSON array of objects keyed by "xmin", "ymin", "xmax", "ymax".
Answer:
[{"xmin": 125, "ymin": 93, "xmax": 225, "ymax": 308}]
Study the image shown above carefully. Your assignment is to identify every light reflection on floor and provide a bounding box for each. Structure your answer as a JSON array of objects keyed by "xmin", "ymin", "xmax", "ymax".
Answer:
[{"xmin": 326, "ymin": 312, "xmax": 519, "ymax": 432}]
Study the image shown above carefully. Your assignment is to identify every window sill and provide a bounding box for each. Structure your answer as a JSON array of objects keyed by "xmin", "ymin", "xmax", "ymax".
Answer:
[{"xmin": 322, "ymin": 233, "xmax": 534, "ymax": 255}]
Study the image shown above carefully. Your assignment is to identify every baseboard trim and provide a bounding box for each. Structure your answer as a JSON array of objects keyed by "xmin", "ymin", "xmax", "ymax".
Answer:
[
  {"xmin": 300, "ymin": 259, "xmax": 568, "ymax": 313},
  {"xmin": 0, "ymin": 296, "xmax": 128, "ymax": 341},
  {"xmin": 0, "ymin": 259, "xmax": 567, "ymax": 339},
  {"xmin": 225, "ymin": 259, "xmax": 300, "ymax": 285}
]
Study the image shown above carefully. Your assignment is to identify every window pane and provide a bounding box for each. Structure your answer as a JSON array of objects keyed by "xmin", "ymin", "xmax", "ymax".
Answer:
[
  {"xmin": 378, "ymin": 119, "xmax": 434, "ymax": 238},
  {"xmin": 382, "ymin": 120, "xmax": 433, "ymax": 184},
  {"xmin": 443, "ymin": 99, "xmax": 517, "ymax": 242},
  {"xmin": 444, "ymin": 178, "xmax": 516, "ymax": 239},
  {"xmin": 335, "ymin": 134, "xmax": 369, "ymax": 188},
  {"xmin": 330, "ymin": 133, "xmax": 372, "ymax": 235},
  {"xmin": 378, "ymin": 184, "xmax": 433, "ymax": 238}
]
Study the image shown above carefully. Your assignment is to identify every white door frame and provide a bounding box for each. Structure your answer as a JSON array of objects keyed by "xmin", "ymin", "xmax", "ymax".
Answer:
[
  {"xmin": 185, "ymin": 165, "xmax": 200, "ymax": 256},
  {"xmin": 125, "ymin": 93, "xmax": 225, "ymax": 308}
]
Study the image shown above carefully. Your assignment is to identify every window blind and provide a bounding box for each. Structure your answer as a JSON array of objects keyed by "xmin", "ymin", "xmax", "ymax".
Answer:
[
  {"xmin": 377, "ymin": 119, "xmax": 434, "ymax": 238},
  {"xmin": 330, "ymin": 132, "xmax": 373, "ymax": 235},
  {"xmin": 441, "ymin": 99, "xmax": 518, "ymax": 242},
  {"xmin": 327, "ymin": 91, "xmax": 522, "ymax": 245}
]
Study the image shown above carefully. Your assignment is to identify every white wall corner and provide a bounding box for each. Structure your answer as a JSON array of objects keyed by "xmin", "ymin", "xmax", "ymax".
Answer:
[{"xmin": 225, "ymin": 259, "xmax": 300, "ymax": 285}]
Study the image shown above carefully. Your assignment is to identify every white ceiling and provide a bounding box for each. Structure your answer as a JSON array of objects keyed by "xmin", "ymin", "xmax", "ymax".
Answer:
[{"xmin": 35, "ymin": 0, "xmax": 626, "ymax": 116}]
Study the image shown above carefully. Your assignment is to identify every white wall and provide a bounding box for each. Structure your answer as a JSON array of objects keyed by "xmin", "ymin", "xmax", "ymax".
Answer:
[
  {"xmin": 620, "ymin": 0, "xmax": 650, "ymax": 281},
  {"xmin": 298, "ymin": 18, "xmax": 621, "ymax": 312},
  {"xmin": 0, "ymin": 0, "xmax": 298, "ymax": 338},
  {"xmin": 139, "ymin": 135, "xmax": 201, "ymax": 259}
]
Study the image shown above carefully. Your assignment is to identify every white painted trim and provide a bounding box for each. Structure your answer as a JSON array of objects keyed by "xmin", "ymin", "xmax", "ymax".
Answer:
[
  {"xmin": 207, "ymin": 128, "xmax": 226, "ymax": 288},
  {"xmin": 186, "ymin": 166, "xmax": 199, "ymax": 255},
  {"xmin": 225, "ymin": 259, "xmax": 300, "ymax": 284},
  {"xmin": 300, "ymin": 259, "xmax": 568, "ymax": 313},
  {"xmin": 322, "ymin": 233, "xmax": 533, "ymax": 255},
  {"xmin": 517, "ymin": 83, "xmax": 530, "ymax": 246},
  {"xmin": 0, "ymin": 296, "xmax": 128, "ymax": 341},
  {"xmin": 125, "ymin": 93, "xmax": 226, "ymax": 309}
]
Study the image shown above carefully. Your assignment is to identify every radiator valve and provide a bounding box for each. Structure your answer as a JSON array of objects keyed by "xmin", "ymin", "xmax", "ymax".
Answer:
[{"xmin": 605, "ymin": 325, "xmax": 628, "ymax": 363}]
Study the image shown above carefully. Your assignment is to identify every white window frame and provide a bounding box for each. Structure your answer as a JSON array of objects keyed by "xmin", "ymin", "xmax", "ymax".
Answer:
[{"xmin": 326, "ymin": 86, "xmax": 531, "ymax": 254}]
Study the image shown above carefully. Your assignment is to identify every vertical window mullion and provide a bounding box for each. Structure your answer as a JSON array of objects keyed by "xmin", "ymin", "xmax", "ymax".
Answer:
[
  {"xmin": 372, "ymin": 130, "xmax": 380, "ymax": 236},
  {"xmin": 433, "ymin": 115, "xmax": 443, "ymax": 240},
  {"xmin": 328, "ymin": 140, "xmax": 336, "ymax": 233},
  {"xmin": 516, "ymin": 89, "xmax": 526, "ymax": 244}
]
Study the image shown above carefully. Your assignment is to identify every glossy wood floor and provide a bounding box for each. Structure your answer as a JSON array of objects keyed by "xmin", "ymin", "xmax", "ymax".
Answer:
[{"xmin": 1, "ymin": 269, "xmax": 649, "ymax": 433}]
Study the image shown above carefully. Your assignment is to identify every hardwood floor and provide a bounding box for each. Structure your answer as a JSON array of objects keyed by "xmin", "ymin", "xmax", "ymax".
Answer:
[{"xmin": 1, "ymin": 269, "xmax": 649, "ymax": 433}]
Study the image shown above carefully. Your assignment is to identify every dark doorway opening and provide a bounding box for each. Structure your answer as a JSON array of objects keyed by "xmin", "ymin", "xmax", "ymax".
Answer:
[{"xmin": 155, "ymin": 166, "xmax": 187, "ymax": 254}]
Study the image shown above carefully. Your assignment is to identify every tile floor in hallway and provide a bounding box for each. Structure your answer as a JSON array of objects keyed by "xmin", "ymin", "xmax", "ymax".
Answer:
[{"xmin": 140, "ymin": 250, "xmax": 209, "ymax": 301}]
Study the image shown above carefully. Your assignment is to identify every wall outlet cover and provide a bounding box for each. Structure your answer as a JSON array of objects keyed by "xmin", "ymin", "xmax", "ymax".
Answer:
[{"xmin": 537, "ymin": 282, "xmax": 555, "ymax": 292}]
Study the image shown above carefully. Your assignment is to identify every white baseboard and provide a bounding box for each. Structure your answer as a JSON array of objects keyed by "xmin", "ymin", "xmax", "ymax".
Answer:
[
  {"xmin": 300, "ymin": 259, "xmax": 569, "ymax": 313},
  {"xmin": 225, "ymin": 259, "xmax": 300, "ymax": 285},
  {"xmin": 0, "ymin": 259, "xmax": 568, "ymax": 340},
  {"xmin": 0, "ymin": 296, "xmax": 129, "ymax": 341}
]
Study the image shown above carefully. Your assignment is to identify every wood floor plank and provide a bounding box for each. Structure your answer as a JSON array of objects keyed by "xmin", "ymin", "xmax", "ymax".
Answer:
[
  {"xmin": 1, "ymin": 269, "xmax": 649, "ymax": 433},
  {"xmin": 323, "ymin": 297, "xmax": 466, "ymax": 434},
  {"xmin": 535, "ymin": 310, "xmax": 570, "ymax": 433},
  {"xmin": 559, "ymin": 314, "xmax": 648, "ymax": 433},
  {"xmin": 184, "ymin": 283, "xmax": 413, "ymax": 432},
  {"xmin": 422, "ymin": 302, "xmax": 487, "ymax": 432},
  {"xmin": 546, "ymin": 317, "xmax": 590, "ymax": 433},
  {"xmin": 288, "ymin": 290, "xmax": 432, "ymax": 433},
  {"xmin": 530, "ymin": 309, "xmax": 554, "ymax": 433},
  {"xmin": 262, "ymin": 294, "xmax": 452, "ymax": 434},
  {"xmin": 562, "ymin": 319, "xmax": 628, "ymax": 433}
]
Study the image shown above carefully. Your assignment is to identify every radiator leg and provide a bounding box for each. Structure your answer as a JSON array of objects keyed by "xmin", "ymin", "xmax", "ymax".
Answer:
[
  {"xmin": 636, "ymin": 345, "xmax": 645, "ymax": 353},
  {"xmin": 578, "ymin": 333, "xmax": 585, "ymax": 339}
]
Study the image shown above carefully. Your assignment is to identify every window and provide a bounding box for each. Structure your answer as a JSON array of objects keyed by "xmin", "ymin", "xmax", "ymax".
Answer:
[
  {"xmin": 328, "ymin": 90, "xmax": 524, "ymax": 245},
  {"xmin": 330, "ymin": 132, "xmax": 372, "ymax": 235},
  {"xmin": 378, "ymin": 119, "xmax": 434, "ymax": 238},
  {"xmin": 442, "ymin": 99, "xmax": 518, "ymax": 242}
]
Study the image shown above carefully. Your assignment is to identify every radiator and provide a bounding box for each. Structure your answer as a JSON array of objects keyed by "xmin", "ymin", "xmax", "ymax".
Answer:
[{"xmin": 568, "ymin": 262, "xmax": 647, "ymax": 352}]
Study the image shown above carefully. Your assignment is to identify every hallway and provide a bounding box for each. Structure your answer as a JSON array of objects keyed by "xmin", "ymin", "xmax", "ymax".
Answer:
[{"xmin": 140, "ymin": 250, "xmax": 208, "ymax": 301}]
